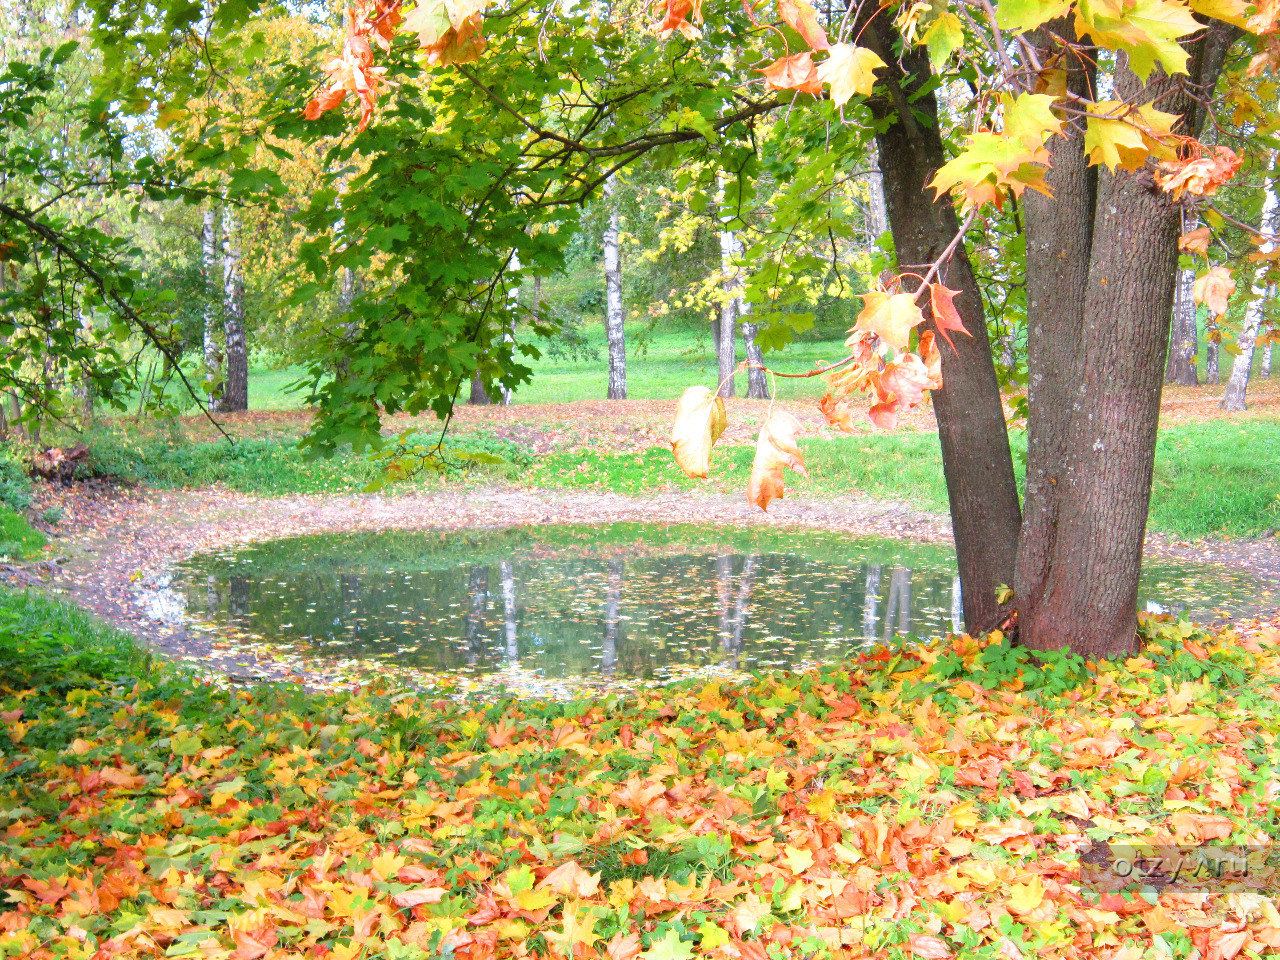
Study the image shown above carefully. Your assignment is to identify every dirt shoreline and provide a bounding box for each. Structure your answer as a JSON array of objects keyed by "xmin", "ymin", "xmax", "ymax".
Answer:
[{"xmin": 15, "ymin": 482, "xmax": 1280, "ymax": 686}]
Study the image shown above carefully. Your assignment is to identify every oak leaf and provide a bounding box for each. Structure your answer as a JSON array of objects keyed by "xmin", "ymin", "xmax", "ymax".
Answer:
[
  {"xmin": 670, "ymin": 386, "xmax": 727, "ymax": 479},
  {"xmin": 855, "ymin": 291, "xmax": 927, "ymax": 352},
  {"xmin": 815, "ymin": 43, "xmax": 886, "ymax": 106},
  {"xmin": 778, "ymin": 0, "xmax": 829, "ymax": 49},
  {"xmin": 747, "ymin": 410, "xmax": 808, "ymax": 511},
  {"xmin": 1193, "ymin": 266, "xmax": 1235, "ymax": 317},
  {"xmin": 758, "ymin": 52, "xmax": 824, "ymax": 94}
]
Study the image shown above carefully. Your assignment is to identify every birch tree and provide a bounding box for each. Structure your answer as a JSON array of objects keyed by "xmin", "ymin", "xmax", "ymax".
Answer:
[
  {"xmin": 201, "ymin": 207, "xmax": 221, "ymax": 411},
  {"xmin": 602, "ymin": 176, "xmax": 625, "ymax": 399},
  {"xmin": 221, "ymin": 207, "xmax": 248, "ymax": 412},
  {"xmin": 1222, "ymin": 165, "xmax": 1279, "ymax": 411}
]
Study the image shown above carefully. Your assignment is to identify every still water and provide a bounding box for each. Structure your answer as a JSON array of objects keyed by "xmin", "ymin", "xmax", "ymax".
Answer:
[{"xmin": 175, "ymin": 524, "xmax": 1270, "ymax": 682}]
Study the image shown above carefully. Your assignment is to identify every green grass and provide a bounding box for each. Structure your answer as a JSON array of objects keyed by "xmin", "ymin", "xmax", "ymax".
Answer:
[
  {"xmin": 0, "ymin": 505, "xmax": 45, "ymax": 559},
  {"xmin": 529, "ymin": 421, "xmax": 1280, "ymax": 540},
  {"xmin": 516, "ymin": 325, "xmax": 849, "ymax": 404}
]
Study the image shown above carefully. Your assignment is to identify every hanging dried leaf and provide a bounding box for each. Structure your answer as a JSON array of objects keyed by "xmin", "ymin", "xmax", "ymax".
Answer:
[
  {"xmin": 655, "ymin": 0, "xmax": 704, "ymax": 39},
  {"xmin": 1156, "ymin": 146, "xmax": 1243, "ymax": 199},
  {"xmin": 1192, "ymin": 266, "xmax": 1236, "ymax": 317},
  {"xmin": 670, "ymin": 386, "xmax": 727, "ymax": 478},
  {"xmin": 758, "ymin": 52, "xmax": 824, "ymax": 93},
  {"xmin": 1178, "ymin": 226, "xmax": 1213, "ymax": 256},
  {"xmin": 819, "ymin": 392, "xmax": 859, "ymax": 432},
  {"xmin": 747, "ymin": 410, "xmax": 808, "ymax": 511},
  {"xmin": 928, "ymin": 283, "xmax": 970, "ymax": 352}
]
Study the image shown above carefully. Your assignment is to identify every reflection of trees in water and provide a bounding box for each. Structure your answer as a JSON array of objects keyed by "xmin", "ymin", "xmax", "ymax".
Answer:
[
  {"xmin": 863, "ymin": 564, "xmax": 882, "ymax": 639},
  {"xmin": 340, "ymin": 575, "xmax": 361, "ymax": 637},
  {"xmin": 602, "ymin": 558, "xmax": 623, "ymax": 677},
  {"xmin": 951, "ymin": 576, "xmax": 963, "ymax": 633},
  {"xmin": 500, "ymin": 561, "xmax": 518, "ymax": 665},
  {"xmin": 229, "ymin": 576, "xmax": 250, "ymax": 619},
  {"xmin": 465, "ymin": 566, "xmax": 489, "ymax": 664},
  {"xmin": 883, "ymin": 567, "xmax": 912, "ymax": 641}
]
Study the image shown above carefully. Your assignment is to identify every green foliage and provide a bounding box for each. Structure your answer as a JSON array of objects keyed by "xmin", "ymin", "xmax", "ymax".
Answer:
[
  {"xmin": 0, "ymin": 447, "xmax": 33, "ymax": 512},
  {"xmin": 930, "ymin": 637, "xmax": 1089, "ymax": 696},
  {"xmin": 0, "ymin": 505, "xmax": 45, "ymax": 559}
]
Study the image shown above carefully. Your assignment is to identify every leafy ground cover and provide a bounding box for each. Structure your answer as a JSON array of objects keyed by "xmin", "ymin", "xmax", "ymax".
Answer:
[{"xmin": 3, "ymin": 585, "xmax": 1280, "ymax": 960}]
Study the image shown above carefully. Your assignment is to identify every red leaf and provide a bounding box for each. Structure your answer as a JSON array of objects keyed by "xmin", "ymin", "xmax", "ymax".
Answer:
[{"xmin": 928, "ymin": 283, "xmax": 970, "ymax": 352}]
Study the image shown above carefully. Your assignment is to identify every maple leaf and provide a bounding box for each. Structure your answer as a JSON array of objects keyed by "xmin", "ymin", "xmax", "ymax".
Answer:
[
  {"xmin": 1001, "ymin": 92, "xmax": 1064, "ymax": 151},
  {"xmin": 655, "ymin": 0, "xmax": 704, "ymax": 39},
  {"xmin": 747, "ymin": 410, "xmax": 808, "ymax": 511},
  {"xmin": 1178, "ymin": 226, "xmax": 1213, "ymax": 255},
  {"xmin": 538, "ymin": 861, "xmax": 601, "ymax": 898},
  {"xmin": 1075, "ymin": 0, "xmax": 1201, "ymax": 79},
  {"xmin": 641, "ymin": 928, "xmax": 696, "ymax": 960},
  {"xmin": 996, "ymin": 0, "xmax": 1073, "ymax": 31},
  {"xmin": 1083, "ymin": 101, "xmax": 1179, "ymax": 171},
  {"xmin": 855, "ymin": 291, "xmax": 927, "ymax": 352},
  {"xmin": 392, "ymin": 887, "xmax": 447, "ymax": 907},
  {"xmin": 819, "ymin": 392, "xmax": 859, "ymax": 432},
  {"xmin": 929, "ymin": 131, "xmax": 1051, "ymax": 210},
  {"xmin": 669, "ymin": 386, "xmax": 727, "ymax": 479},
  {"xmin": 928, "ymin": 283, "xmax": 970, "ymax": 352},
  {"xmin": 1156, "ymin": 145, "xmax": 1243, "ymax": 198},
  {"xmin": 607, "ymin": 932, "xmax": 644, "ymax": 960},
  {"xmin": 544, "ymin": 900, "xmax": 600, "ymax": 955},
  {"xmin": 1190, "ymin": 0, "xmax": 1252, "ymax": 25},
  {"xmin": 727, "ymin": 893, "xmax": 772, "ymax": 935},
  {"xmin": 778, "ymin": 0, "xmax": 829, "ymax": 49},
  {"xmin": 487, "ymin": 717, "xmax": 520, "ymax": 747},
  {"xmin": 922, "ymin": 12, "xmax": 965, "ymax": 69},
  {"xmin": 758, "ymin": 52, "xmax": 824, "ymax": 94},
  {"xmin": 404, "ymin": 0, "xmax": 492, "ymax": 65},
  {"xmin": 1193, "ymin": 265, "xmax": 1236, "ymax": 317},
  {"xmin": 907, "ymin": 934, "xmax": 953, "ymax": 959},
  {"xmin": 815, "ymin": 43, "xmax": 886, "ymax": 106}
]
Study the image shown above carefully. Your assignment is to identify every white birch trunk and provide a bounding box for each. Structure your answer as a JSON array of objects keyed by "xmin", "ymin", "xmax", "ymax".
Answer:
[
  {"xmin": 1264, "ymin": 342, "xmax": 1273, "ymax": 379},
  {"xmin": 502, "ymin": 253, "xmax": 519, "ymax": 405},
  {"xmin": 222, "ymin": 207, "xmax": 248, "ymax": 412},
  {"xmin": 716, "ymin": 181, "xmax": 736, "ymax": 398},
  {"xmin": 867, "ymin": 160, "xmax": 889, "ymax": 242},
  {"xmin": 500, "ymin": 560, "xmax": 518, "ymax": 664},
  {"xmin": 603, "ymin": 177, "xmax": 626, "ymax": 399},
  {"xmin": 1223, "ymin": 173, "xmax": 1279, "ymax": 411},
  {"xmin": 201, "ymin": 208, "xmax": 221, "ymax": 411}
]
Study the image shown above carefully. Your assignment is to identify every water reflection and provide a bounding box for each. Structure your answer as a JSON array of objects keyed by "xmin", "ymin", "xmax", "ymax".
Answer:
[{"xmin": 177, "ymin": 524, "xmax": 1274, "ymax": 682}]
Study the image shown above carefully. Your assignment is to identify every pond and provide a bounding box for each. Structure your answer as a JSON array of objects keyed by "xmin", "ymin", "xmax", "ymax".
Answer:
[{"xmin": 173, "ymin": 523, "xmax": 1272, "ymax": 688}]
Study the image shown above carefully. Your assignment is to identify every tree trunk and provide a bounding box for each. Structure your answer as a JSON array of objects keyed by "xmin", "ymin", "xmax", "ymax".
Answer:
[
  {"xmin": 221, "ymin": 207, "xmax": 248, "ymax": 412},
  {"xmin": 726, "ymin": 226, "xmax": 769, "ymax": 398},
  {"xmin": 866, "ymin": 160, "xmax": 889, "ymax": 242},
  {"xmin": 1165, "ymin": 264, "xmax": 1200, "ymax": 385},
  {"xmin": 1017, "ymin": 30, "xmax": 1235, "ymax": 656},
  {"xmin": 1206, "ymin": 326, "xmax": 1220, "ymax": 383},
  {"xmin": 1264, "ymin": 342, "xmax": 1273, "ymax": 379},
  {"xmin": 717, "ymin": 185, "xmax": 739, "ymax": 399},
  {"xmin": 469, "ymin": 371, "xmax": 490, "ymax": 405},
  {"xmin": 862, "ymin": 16, "xmax": 1023, "ymax": 633},
  {"xmin": 603, "ymin": 176, "xmax": 626, "ymax": 400},
  {"xmin": 201, "ymin": 207, "xmax": 221, "ymax": 411},
  {"xmin": 502, "ymin": 253, "xmax": 519, "ymax": 405},
  {"xmin": 1222, "ymin": 168, "xmax": 1278, "ymax": 411}
]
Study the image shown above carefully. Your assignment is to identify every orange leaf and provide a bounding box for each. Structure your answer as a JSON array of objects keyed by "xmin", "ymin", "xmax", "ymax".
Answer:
[
  {"xmin": 908, "ymin": 934, "xmax": 953, "ymax": 959},
  {"xmin": 778, "ymin": 0, "xmax": 829, "ymax": 49},
  {"xmin": 670, "ymin": 386, "xmax": 727, "ymax": 478},
  {"xmin": 747, "ymin": 410, "xmax": 808, "ymax": 512},
  {"xmin": 928, "ymin": 283, "xmax": 970, "ymax": 352},
  {"xmin": 819, "ymin": 392, "xmax": 859, "ymax": 432},
  {"xmin": 230, "ymin": 926, "xmax": 277, "ymax": 960},
  {"xmin": 538, "ymin": 861, "xmax": 602, "ymax": 898},
  {"xmin": 656, "ymin": 0, "xmax": 704, "ymax": 39},
  {"xmin": 392, "ymin": 887, "xmax": 448, "ymax": 908},
  {"xmin": 1178, "ymin": 226, "xmax": 1213, "ymax": 256},
  {"xmin": 1156, "ymin": 146, "xmax": 1243, "ymax": 199},
  {"xmin": 758, "ymin": 52, "xmax": 823, "ymax": 94},
  {"xmin": 1192, "ymin": 266, "xmax": 1235, "ymax": 317},
  {"xmin": 855, "ymin": 291, "xmax": 926, "ymax": 352},
  {"xmin": 606, "ymin": 931, "xmax": 642, "ymax": 960}
]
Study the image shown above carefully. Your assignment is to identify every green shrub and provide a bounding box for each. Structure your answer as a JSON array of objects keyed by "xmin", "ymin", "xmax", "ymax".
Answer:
[
  {"xmin": 0, "ymin": 448, "xmax": 32, "ymax": 512},
  {"xmin": 0, "ymin": 506, "xmax": 44, "ymax": 558}
]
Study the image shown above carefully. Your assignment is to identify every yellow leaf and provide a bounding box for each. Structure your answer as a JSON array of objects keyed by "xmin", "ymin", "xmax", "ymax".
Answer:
[
  {"xmin": 669, "ymin": 386, "xmax": 727, "ymax": 479},
  {"xmin": 922, "ymin": 12, "xmax": 965, "ymax": 69},
  {"xmin": 1001, "ymin": 92, "xmax": 1064, "ymax": 151},
  {"xmin": 1083, "ymin": 101, "xmax": 1179, "ymax": 171},
  {"xmin": 746, "ymin": 410, "xmax": 808, "ymax": 511},
  {"xmin": 1189, "ymin": 0, "xmax": 1252, "ymax": 25},
  {"xmin": 780, "ymin": 845, "xmax": 815, "ymax": 874},
  {"xmin": 1075, "ymin": 0, "xmax": 1200, "ymax": 79},
  {"xmin": 1008, "ymin": 876, "xmax": 1045, "ymax": 914},
  {"xmin": 855, "ymin": 291, "xmax": 926, "ymax": 351},
  {"xmin": 543, "ymin": 900, "xmax": 600, "ymax": 953},
  {"xmin": 815, "ymin": 43, "xmax": 886, "ymax": 106}
]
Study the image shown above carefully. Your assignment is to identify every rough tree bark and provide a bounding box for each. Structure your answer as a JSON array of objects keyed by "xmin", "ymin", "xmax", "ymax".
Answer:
[
  {"xmin": 862, "ymin": 17, "xmax": 1023, "ymax": 632},
  {"xmin": 201, "ymin": 207, "xmax": 221, "ymax": 411},
  {"xmin": 1016, "ymin": 27, "xmax": 1236, "ymax": 656},
  {"xmin": 603, "ymin": 176, "xmax": 626, "ymax": 399},
  {"xmin": 1222, "ymin": 166, "xmax": 1278, "ymax": 411},
  {"xmin": 221, "ymin": 207, "xmax": 248, "ymax": 412}
]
